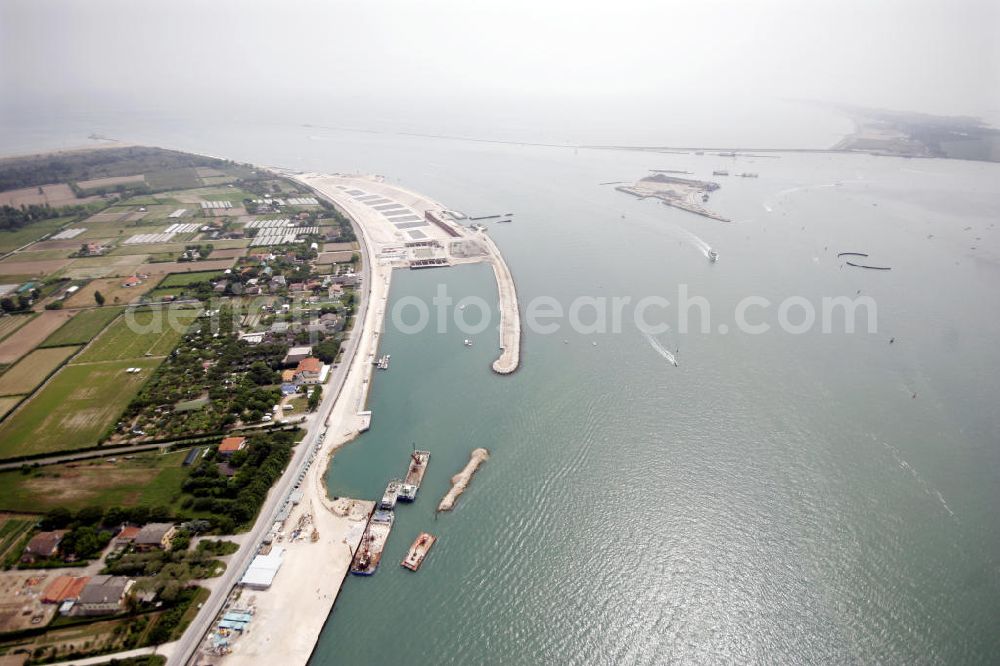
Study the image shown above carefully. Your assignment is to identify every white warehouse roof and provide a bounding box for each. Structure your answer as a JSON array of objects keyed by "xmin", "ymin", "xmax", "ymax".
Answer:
[{"xmin": 240, "ymin": 547, "xmax": 285, "ymax": 589}]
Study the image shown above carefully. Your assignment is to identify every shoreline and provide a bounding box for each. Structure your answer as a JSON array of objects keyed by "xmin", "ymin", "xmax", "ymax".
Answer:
[
  {"xmin": 172, "ymin": 170, "xmax": 389, "ymax": 666},
  {"xmin": 188, "ymin": 171, "xmax": 521, "ymax": 664},
  {"xmin": 198, "ymin": 173, "xmax": 395, "ymax": 665}
]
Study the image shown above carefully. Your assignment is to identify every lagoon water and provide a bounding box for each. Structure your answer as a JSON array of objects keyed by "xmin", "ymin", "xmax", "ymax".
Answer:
[{"xmin": 3, "ymin": 110, "xmax": 999, "ymax": 663}]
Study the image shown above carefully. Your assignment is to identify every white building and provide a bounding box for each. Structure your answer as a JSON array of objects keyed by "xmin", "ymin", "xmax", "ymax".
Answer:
[{"xmin": 241, "ymin": 548, "xmax": 285, "ymax": 590}]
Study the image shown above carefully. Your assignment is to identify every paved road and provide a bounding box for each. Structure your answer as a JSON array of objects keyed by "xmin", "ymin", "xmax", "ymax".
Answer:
[
  {"xmin": 170, "ymin": 181, "xmax": 374, "ymax": 666},
  {"xmin": 50, "ymin": 643, "xmax": 173, "ymax": 666}
]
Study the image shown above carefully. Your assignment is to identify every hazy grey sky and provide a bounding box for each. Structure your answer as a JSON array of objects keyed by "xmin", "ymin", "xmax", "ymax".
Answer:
[{"xmin": 2, "ymin": 0, "xmax": 998, "ymax": 127}]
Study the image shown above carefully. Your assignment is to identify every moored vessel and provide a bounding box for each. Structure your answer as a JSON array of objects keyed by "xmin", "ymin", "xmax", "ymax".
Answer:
[
  {"xmin": 380, "ymin": 479, "xmax": 402, "ymax": 510},
  {"xmin": 350, "ymin": 510, "xmax": 395, "ymax": 576},
  {"xmin": 397, "ymin": 450, "xmax": 431, "ymax": 502},
  {"xmin": 401, "ymin": 532, "xmax": 437, "ymax": 572}
]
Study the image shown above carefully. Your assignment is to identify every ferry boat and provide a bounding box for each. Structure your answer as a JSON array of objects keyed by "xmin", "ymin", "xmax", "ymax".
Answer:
[
  {"xmin": 708, "ymin": 249, "xmax": 719, "ymax": 262},
  {"xmin": 380, "ymin": 479, "xmax": 402, "ymax": 510},
  {"xmin": 350, "ymin": 510, "xmax": 395, "ymax": 576},
  {"xmin": 401, "ymin": 533, "xmax": 437, "ymax": 572},
  {"xmin": 397, "ymin": 450, "xmax": 430, "ymax": 502},
  {"xmin": 376, "ymin": 354, "xmax": 391, "ymax": 370}
]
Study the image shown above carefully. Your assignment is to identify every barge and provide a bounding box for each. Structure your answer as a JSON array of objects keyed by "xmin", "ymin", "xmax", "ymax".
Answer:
[
  {"xmin": 401, "ymin": 533, "xmax": 437, "ymax": 572},
  {"xmin": 350, "ymin": 510, "xmax": 395, "ymax": 576},
  {"xmin": 398, "ymin": 450, "xmax": 430, "ymax": 502}
]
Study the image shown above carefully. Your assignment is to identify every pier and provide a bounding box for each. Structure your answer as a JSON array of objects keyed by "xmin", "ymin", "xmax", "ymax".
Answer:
[{"xmin": 479, "ymin": 232, "xmax": 521, "ymax": 374}]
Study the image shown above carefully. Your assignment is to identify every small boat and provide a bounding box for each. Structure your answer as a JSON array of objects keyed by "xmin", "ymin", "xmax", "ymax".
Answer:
[
  {"xmin": 380, "ymin": 479, "xmax": 402, "ymax": 510},
  {"xmin": 707, "ymin": 249, "xmax": 719, "ymax": 262},
  {"xmin": 401, "ymin": 532, "xmax": 437, "ymax": 572},
  {"xmin": 463, "ymin": 339, "xmax": 472, "ymax": 347}
]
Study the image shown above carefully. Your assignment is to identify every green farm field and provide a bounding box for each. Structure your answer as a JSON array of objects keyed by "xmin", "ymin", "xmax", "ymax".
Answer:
[
  {"xmin": 40, "ymin": 306, "xmax": 123, "ymax": 347},
  {"xmin": 72, "ymin": 307, "xmax": 199, "ymax": 363},
  {"xmin": 156, "ymin": 270, "xmax": 225, "ymax": 287},
  {"xmin": 0, "ymin": 357, "xmax": 162, "ymax": 458},
  {"xmin": 0, "ymin": 450, "xmax": 196, "ymax": 513},
  {"xmin": 0, "ymin": 216, "xmax": 77, "ymax": 253}
]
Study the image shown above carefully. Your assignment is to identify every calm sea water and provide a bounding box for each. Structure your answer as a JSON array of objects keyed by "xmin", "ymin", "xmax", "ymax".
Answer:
[{"xmin": 2, "ymin": 111, "xmax": 999, "ymax": 663}]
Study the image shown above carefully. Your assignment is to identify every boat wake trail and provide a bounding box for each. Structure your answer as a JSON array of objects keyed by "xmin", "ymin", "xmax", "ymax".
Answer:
[
  {"xmin": 644, "ymin": 332, "xmax": 679, "ymax": 367},
  {"xmin": 671, "ymin": 226, "xmax": 712, "ymax": 259},
  {"xmin": 764, "ymin": 179, "xmax": 865, "ymax": 212},
  {"xmin": 879, "ymin": 439, "xmax": 958, "ymax": 523}
]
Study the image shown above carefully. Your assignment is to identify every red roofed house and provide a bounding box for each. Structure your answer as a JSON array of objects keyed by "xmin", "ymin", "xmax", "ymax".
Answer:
[
  {"xmin": 43, "ymin": 576, "xmax": 90, "ymax": 604},
  {"xmin": 218, "ymin": 436, "xmax": 248, "ymax": 457},
  {"xmin": 121, "ymin": 275, "xmax": 142, "ymax": 288},
  {"xmin": 294, "ymin": 357, "xmax": 323, "ymax": 384},
  {"xmin": 114, "ymin": 526, "xmax": 142, "ymax": 548}
]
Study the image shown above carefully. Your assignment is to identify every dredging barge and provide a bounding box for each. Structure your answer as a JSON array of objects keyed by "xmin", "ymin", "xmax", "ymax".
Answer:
[
  {"xmin": 350, "ymin": 510, "xmax": 395, "ymax": 576},
  {"xmin": 401, "ymin": 533, "xmax": 437, "ymax": 572},
  {"xmin": 398, "ymin": 450, "xmax": 431, "ymax": 502}
]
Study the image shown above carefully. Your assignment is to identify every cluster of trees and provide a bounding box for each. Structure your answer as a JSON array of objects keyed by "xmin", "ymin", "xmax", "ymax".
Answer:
[
  {"xmin": 0, "ymin": 204, "xmax": 100, "ymax": 231},
  {"xmin": 177, "ymin": 243, "xmax": 214, "ymax": 262},
  {"xmin": 1, "ymin": 292, "xmax": 33, "ymax": 312},
  {"xmin": 180, "ymin": 429, "xmax": 298, "ymax": 530},
  {"xmin": 104, "ymin": 539, "xmax": 228, "ymax": 605},
  {"xmin": 33, "ymin": 505, "xmax": 171, "ymax": 563},
  {"xmin": 41, "ymin": 505, "xmax": 173, "ymax": 531},
  {"xmin": 122, "ymin": 306, "xmax": 285, "ymax": 437},
  {"xmin": 0, "ymin": 145, "xmax": 235, "ymax": 192},
  {"xmin": 318, "ymin": 200, "xmax": 357, "ymax": 242},
  {"xmin": 307, "ymin": 385, "xmax": 321, "ymax": 411},
  {"xmin": 313, "ymin": 335, "xmax": 343, "ymax": 364},
  {"xmin": 145, "ymin": 586, "xmax": 204, "ymax": 644}
]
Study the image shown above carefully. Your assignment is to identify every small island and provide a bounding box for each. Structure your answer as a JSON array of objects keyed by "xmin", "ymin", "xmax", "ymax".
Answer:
[{"xmin": 616, "ymin": 173, "xmax": 729, "ymax": 222}]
